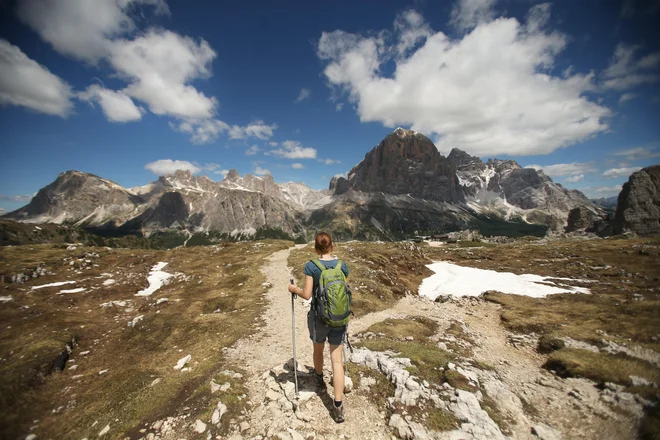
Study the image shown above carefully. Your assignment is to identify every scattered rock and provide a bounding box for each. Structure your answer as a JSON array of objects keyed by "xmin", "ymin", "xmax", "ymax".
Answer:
[
  {"xmin": 98, "ymin": 424, "xmax": 110, "ymax": 436},
  {"xmin": 210, "ymin": 379, "xmax": 221, "ymax": 393},
  {"xmin": 194, "ymin": 419, "xmax": 207, "ymax": 433},
  {"xmin": 532, "ymin": 423, "xmax": 562, "ymax": 440},
  {"xmin": 173, "ymin": 354, "xmax": 191, "ymax": 370},
  {"xmin": 344, "ymin": 376, "xmax": 353, "ymax": 393}
]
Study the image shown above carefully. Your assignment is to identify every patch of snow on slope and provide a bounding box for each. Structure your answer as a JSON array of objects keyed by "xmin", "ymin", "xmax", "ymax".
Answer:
[
  {"xmin": 135, "ymin": 262, "xmax": 174, "ymax": 297},
  {"xmin": 419, "ymin": 262, "xmax": 591, "ymax": 300},
  {"xmin": 0, "ymin": 296, "xmax": 13, "ymax": 302},
  {"xmin": 230, "ymin": 227, "xmax": 256, "ymax": 238},
  {"xmin": 57, "ymin": 287, "xmax": 87, "ymax": 294},
  {"xmin": 31, "ymin": 280, "xmax": 76, "ymax": 290}
]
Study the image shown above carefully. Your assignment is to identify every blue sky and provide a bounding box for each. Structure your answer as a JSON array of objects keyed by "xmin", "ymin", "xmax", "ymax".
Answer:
[{"xmin": 1, "ymin": 0, "xmax": 659, "ymax": 213}]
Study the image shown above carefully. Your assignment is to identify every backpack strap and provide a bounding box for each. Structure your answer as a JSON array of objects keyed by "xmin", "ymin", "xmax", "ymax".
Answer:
[
  {"xmin": 312, "ymin": 259, "xmax": 326, "ymax": 272},
  {"xmin": 336, "ymin": 260, "xmax": 343, "ymax": 273}
]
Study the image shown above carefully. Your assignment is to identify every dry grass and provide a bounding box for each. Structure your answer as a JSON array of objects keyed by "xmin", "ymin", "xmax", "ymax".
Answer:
[
  {"xmin": 0, "ymin": 240, "xmax": 291, "ymax": 440},
  {"xmin": 288, "ymin": 241, "xmax": 432, "ymax": 315},
  {"xmin": 366, "ymin": 317, "xmax": 438, "ymax": 342},
  {"xmin": 544, "ymin": 348, "xmax": 660, "ymax": 385}
]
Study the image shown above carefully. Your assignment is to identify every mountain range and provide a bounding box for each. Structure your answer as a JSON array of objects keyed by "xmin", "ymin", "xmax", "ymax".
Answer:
[{"xmin": 2, "ymin": 128, "xmax": 609, "ymax": 241}]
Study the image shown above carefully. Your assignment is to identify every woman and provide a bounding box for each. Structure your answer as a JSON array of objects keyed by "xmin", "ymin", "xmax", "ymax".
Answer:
[{"xmin": 288, "ymin": 231, "xmax": 349, "ymax": 423}]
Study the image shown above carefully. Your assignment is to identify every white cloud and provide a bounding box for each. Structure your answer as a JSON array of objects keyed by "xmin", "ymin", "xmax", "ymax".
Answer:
[
  {"xmin": 78, "ymin": 84, "xmax": 143, "ymax": 122},
  {"xmin": 0, "ymin": 208, "xmax": 6, "ymax": 215},
  {"xmin": 449, "ymin": 0, "xmax": 496, "ymax": 32},
  {"xmin": 602, "ymin": 43, "xmax": 660, "ymax": 90},
  {"xmin": 170, "ymin": 119, "xmax": 230, "ymax": 144},
  {"xmin": 145, "ymin": 159, "xmax": 201, "ymax": 175},
  {"xmin": 201, "ymin": 163, "xmax": 228, "ymax": 175},
  {"xmin": 228, "ymin": 120, "xmax": 278, "ymax": 140},
  {"xmin": 319, "ymin": 158, "xmax": 341, "ymax": 165},
  {"xmin": 0, "ymin": 39, "xmax": 73, "ymax": 117},
  {"xmin": 267, "ymin": 140, "xmax": 317, "ymax": 159},
  {"xmin": 245, "ymin": 145, "xmax": 260, "ymax": 156},
  {"xmin": 578, "ymin": 185, "xmax": 622, "ymax": 198},
  {"xmin": 317, "ymin": 6, "xmax": 610, "ymax": 157},
  {"xmin": 396, "ymin": 9, "xmax": 432, "ymax": 55},
  {"xmin": 602, "ymin": 167, "xmax": 642, "ymax": 179},
  {"xmin": 268, "ymin": 141, "xmax": 279, "ymax": 146},
  {"xmin": 335, "ymin": 102, "xmax": 344, "ymax": 111},
  {"xmin": 16, "ymin": 0, "xmax": 169, "ymax": 64},
  {"xmin": 564, "ymin": 174, "xmax": 584, "ymax": 183},
  {"xmin": 254, "ymin": 166, "xmax": 270, "ymax": 176},
  {"xmin": 612, "ymin": 146, "xmax": 660, "ymax": 161},
  {"xmin": 295, "ymin": 88, "xmax": 311, "ymax": 103},
  {"xmin": 333, "ymin": 173, "xmax": 347, "ymax": 179},
  {"xmin": 291, "ymin": 163, "xmax": 304, "ymax": 169},
  {"xmin": 109, "ymin": 29, "xmax": 218, "ymax": 119},
  {"xmin": 526, "ymin": 162, "xmax": 597, "ymax": 178},
  {"xmin": 0, "ymin": 194, "xmax": 33, "ymax": 202},
  {"xmin": 619, "ymin": 93, "xmax": 638, "ymax": 104}
]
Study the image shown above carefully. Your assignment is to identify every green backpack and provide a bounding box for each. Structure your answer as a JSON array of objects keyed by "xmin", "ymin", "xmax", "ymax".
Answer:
[{"xmin": 311, "ymin": 259, "xmax": 352, "ymax": 327}]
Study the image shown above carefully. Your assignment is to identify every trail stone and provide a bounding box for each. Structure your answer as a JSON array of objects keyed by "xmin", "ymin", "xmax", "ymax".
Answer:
[
  {"xmin": 344, "ymin": 376, "xmax": 353, "ymax": 393},
  {"xmin": 211, "ymin": 409, "xmax": 220, "ymax": 425},
  {"xmin": 194, "ymin": 419, "xmax": 207, "ymax": 433},
  {"xmin": 266, "ymin": 390, "xmax": 280, "ymax": 401},
  {"xmin": 532, "ymin": 423, "xmax": 562, "ymax": 440},
  {"xmin": 240, "ymin": 421, "xmax": 250, "ymax": 431},
  {"xmin": 287, "ymin": 428, "xmax": 305, "ymax": 440},
  {"xmin": 211, "ymin": 379, "xmax": 221, "ymax": 393}
]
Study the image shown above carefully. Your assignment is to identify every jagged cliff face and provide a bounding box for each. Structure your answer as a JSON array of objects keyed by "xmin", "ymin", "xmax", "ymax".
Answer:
[
  {"xmin": 5, "ymin": 170, "xmax": 313, "ymax": 238},
  {"xmin": 446, "ymin": 148, "xmax": 597, "ymax": 226},
  {"xmin": 342, "ymin": 128, "xmax": 464, "ymax": 202},
  {"xmin": 613, "ymin": 165, "xmax": 660, "ymax": 236}
]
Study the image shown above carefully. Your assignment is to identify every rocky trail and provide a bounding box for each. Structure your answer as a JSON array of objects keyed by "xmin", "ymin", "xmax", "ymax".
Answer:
[{"xmin": 160, "ymin": 244, "xmax": 643, "ymax": 440}]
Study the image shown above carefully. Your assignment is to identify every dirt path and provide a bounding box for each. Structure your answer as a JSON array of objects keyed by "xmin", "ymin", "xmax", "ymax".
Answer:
[
  {"xmin": 225, "ymin": 247, "xmax": 638, "ymax": 440},
  {"xmin": 226, "ymin": 245, "xmax": 393, "ymax": 440}
]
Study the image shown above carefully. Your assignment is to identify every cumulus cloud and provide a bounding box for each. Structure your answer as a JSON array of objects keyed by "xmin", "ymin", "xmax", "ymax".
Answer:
[
  {"xmin": 16, "ymin": 0, "xmax": 169, "ymax": 64},
  {"xmin": 578, "ymin": 185, "xmax": 622, "ymax": 198},
  {"xmin": 602, "ymin": 43, "xmax": 660, "ymax": 90},
  {"xmin": 267, "ymin": 140, "xmax": 317, "ymax": 159},
  {"xmin": 228, "ymin": 121, "xmax": 278, "ymax": 140},
  {"xmin": 16, "ymin": 0, "xmax": 276, "ymax": 144},
  {"xmin": 145, "ymin": 159, "xmax": 201, "ymax": 175},
  {"xmin": 449, "ymin": 0, "xmax": 496, "ymax": 32},
  {"xmin": 335, "ymin": 103, "xmax": 344, "ymax": 111},
  {"xmin": 0, "ymin": 208, "xmax": 6, "ymax": 215},
  {"xmin": 564, "ymin": 174, "xmax": 584, "ymax": 183},
  {"xmin": 295, "ymin": 88, "xmax": 311, "ymax": 103},
  {"xmin": 254, "ymin": 166, "xmax": 270, "ymax": 176},
  {"xmin": 109, "ymin": 29, "xmax": 218, "ymax": 119},
  {"xmin": 317, "ymin": 6, "xmax": 610, "ymax": 157},
  {"xmin": 291, "ymin": 163, "xmax": 304, "ymax": 169},
  {"xmin": 0, "ymin": 39, "xmax": 73, "ymax": 116},
  {"xmin": 602, "ymin": 167, "xmax": 642, "ymax": 179},
  {"xmin": 245, "ymin": 145, "xmax": 260, "ymax": 156},
  {"xmin": 527, "ymin": 162, "xmax": 597, "ymax": 178},
  {"xmin": 78, "ymin": 84, "xmax": 143, "ymax": 122},
  {"xmin": 319, "ymin": 158, "xmax": 340, "ymax": 165},
  {"xmin": 612, "ymin": 146, "xmax": 660, "ymax": 161},
  {"xmin": 0, "ymin": 194, "xmax": 33, "ymax": 202}
]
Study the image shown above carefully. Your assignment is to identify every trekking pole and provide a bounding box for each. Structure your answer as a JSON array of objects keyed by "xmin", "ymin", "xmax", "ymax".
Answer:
[{"xmin": 290, "ymin": 279, "xmax": 299, "ymax": 400}]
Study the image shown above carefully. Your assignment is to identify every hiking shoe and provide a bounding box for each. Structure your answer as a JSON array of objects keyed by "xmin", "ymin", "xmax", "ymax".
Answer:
[
  {"xmin": 315, "ymin": 372, "xmax": 325, "ymax": 387},
  {"xmin": 333, "ymin": 402, "xmax": 345, "ymax": 423}
]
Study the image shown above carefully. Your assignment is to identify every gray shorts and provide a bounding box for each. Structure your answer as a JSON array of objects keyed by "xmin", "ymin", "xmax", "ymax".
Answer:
[{"xmin": 307, "ymin": 311, "xmax": 346, "ymax": 345}]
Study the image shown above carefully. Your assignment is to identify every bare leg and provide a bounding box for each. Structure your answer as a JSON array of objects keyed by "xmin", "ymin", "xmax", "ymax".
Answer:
[
  {"xmin": 313, "ymin": 342, "xmax": 325, "ymax": 375},
  {"xmin": 329, "ymin": 344, "xmax": 344, "ymax": 401}
]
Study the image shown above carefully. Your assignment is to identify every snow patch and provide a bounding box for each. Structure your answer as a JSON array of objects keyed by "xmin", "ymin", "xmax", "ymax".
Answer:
[
  {"xmin": 57, "ymin": 287, "xmax": 87, "ymax": 294},
  {"xmin": 230, "ymin": 227, "xmax": 256, "ymax": 238},
  {"xmin": 31, "ymin": 280, "xmax": 76, "ymax": 290},
  {"xmin": 103, "ymin": 279, "xmax": 115, "ymax": 286},
  {"xmin": 0, "ymin": 296, "xmax": 13, "ymax": 302},
  {"xmin": 135, "ymin": 262, "xmax": 174, "ymax": 297},
  {"xmin": 419, "ymin": 262, "xmax": 591, "ymax": 300}
]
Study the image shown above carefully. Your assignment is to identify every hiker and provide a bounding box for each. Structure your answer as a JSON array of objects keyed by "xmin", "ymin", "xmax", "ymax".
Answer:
[{"xmin": 288, "ymin": 231, "xmax": 351, "ymax": 423}]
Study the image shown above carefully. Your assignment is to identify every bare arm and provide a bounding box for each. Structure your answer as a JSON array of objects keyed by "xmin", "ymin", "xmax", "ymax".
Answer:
[{"xmin": 288, "ymin": 275, "xmax": 314, "ymax": 300}]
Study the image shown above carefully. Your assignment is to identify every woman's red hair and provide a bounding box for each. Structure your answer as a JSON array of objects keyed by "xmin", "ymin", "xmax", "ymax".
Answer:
[{"xmin": 314, "ymin": 232, "xmax": 333, "ymax": 255}]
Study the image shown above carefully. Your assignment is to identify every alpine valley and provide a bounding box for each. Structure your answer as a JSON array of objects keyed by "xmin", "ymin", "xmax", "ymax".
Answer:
[{"xmin": 2, "ymin": 128, "xmax": 603, "ymax": 244}]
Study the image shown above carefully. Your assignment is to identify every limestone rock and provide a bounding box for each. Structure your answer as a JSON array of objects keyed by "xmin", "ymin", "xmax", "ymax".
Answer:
[
  {"xmin": 532, "ymin": 423, "xmax": 562, "ymax": 440},
  {"xmin": 613, "ymin": 165, "xmax": 660, "ymax": 236}
]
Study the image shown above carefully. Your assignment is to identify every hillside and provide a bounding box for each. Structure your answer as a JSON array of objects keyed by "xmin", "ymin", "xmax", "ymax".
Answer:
[{"xmin": 1, "ymin": 237, "xmax": 658, "ymax": 439}]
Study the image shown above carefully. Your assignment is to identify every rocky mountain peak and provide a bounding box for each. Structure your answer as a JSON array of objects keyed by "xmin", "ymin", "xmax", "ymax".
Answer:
[
  {"xmin": 339, "ymin": 128, "xmax": 464, "ymax": 202},
  {"xmin": 225, "ymin": 169, "xmax": 240, "ymax": 181},
  {"xmin": 447, "ymin": 148, "xmax": 484, "ymax": 171},
  {"xmin": 613, "ymin": 165, "xmax": 660, "ymax": 236}
]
